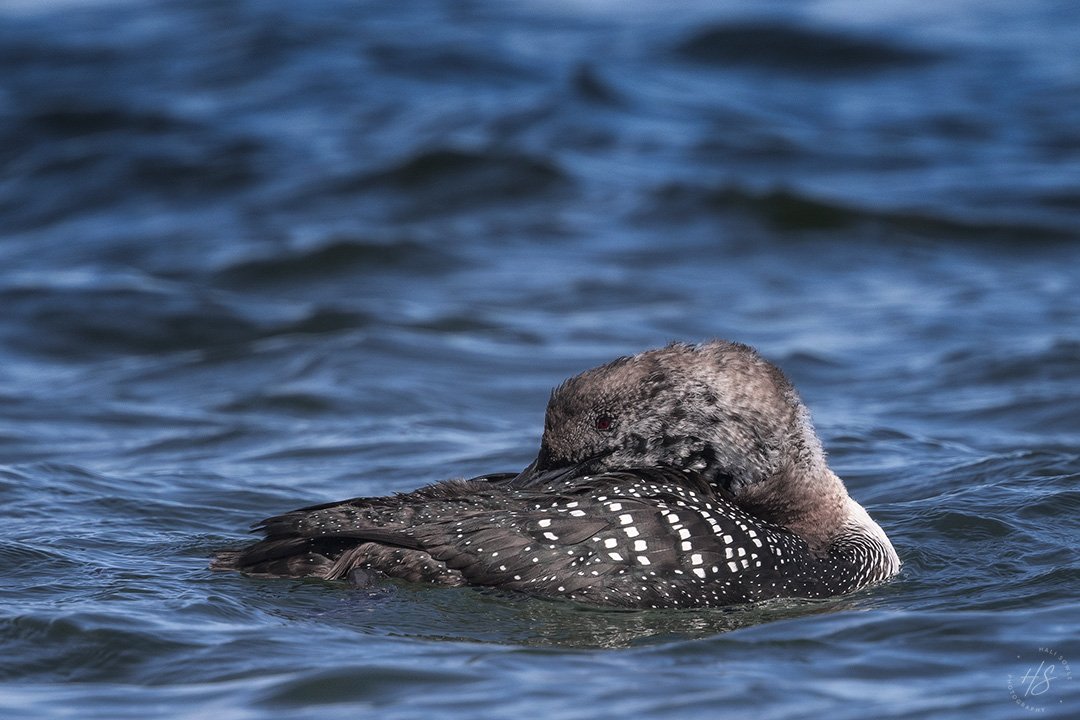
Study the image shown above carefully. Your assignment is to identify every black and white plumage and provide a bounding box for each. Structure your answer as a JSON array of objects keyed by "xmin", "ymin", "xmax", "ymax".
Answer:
[{"xmin": 213, "ymin": 340, "xmax": 900, "ymax": 609}]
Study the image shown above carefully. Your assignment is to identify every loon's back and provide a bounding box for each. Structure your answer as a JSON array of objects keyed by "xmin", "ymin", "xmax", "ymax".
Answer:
[{"xmin": 213, "ymin": 468, "xmax": 890, "ymax": 609}]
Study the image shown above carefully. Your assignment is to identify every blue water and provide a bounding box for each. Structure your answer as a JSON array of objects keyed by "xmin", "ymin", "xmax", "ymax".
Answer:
[{"xmin": 1, "ymin": 0, "xmax": 1078, "ymax": 717}]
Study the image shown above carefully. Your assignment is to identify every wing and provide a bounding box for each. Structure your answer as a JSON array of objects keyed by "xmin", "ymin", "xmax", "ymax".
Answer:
[
  {"xmin": 213, "ymin": 469, "xmax": 819, "ymax": 608},
  {"xmin": 419, "ymin": 469, "xmax": 792, "ymax": 607}
]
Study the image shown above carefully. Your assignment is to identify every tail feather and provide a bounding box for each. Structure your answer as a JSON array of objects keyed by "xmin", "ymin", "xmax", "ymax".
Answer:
[
  {"xmin": 211, "ymin": 541, "xmax": 338, "ymax": 578},
  {"xmin": 211, "ymin": 482, "xmax": 496, "ymax": 581}
]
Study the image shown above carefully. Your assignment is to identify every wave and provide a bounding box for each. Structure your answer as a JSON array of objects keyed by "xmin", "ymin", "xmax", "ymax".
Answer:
[
  {"xmin": 643, "ymin": 182, "xmax": 1074, "ymax": 241},
  {"xmin": 677, "ymin": 21, "xmax": 943, "ymax": 74},
  {"xmin": 307, "ymin": 148, "xmax": 571, "ymax": 213},
  {"xmin": 214, "ymin": 238, "xmax": 464, "ymax": 287},
  {"xmin": 0, "ymin": 273, "xmax": 375, "ymax": 357}
]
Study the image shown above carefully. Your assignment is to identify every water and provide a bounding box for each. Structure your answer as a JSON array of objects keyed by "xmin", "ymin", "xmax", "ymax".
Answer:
[{"xmin": 1, "ymin": 0, "xmax": 1078, "ymax": 717}]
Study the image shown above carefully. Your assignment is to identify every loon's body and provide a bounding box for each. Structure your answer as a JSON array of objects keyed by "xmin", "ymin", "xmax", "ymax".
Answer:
[{"xmin": 214, "ymin": 340, "xmax": 900, "ymax": 608}]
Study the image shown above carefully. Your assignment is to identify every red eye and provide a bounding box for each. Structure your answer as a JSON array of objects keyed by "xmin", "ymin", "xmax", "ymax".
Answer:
[{"xmin": 594, "ymin": 415, "xmax": 614, "ymax": 432}]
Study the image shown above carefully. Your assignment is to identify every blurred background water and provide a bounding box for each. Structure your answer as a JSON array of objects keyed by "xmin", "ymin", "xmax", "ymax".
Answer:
[{"xmin": 1, "ymin": 0, "xmax": 1078, "ymax": 718}]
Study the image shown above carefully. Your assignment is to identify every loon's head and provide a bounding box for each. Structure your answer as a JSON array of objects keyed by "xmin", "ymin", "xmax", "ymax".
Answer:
[{"xmin": 515, "ymin": 340, "xmax": 849, "ymax": 549}]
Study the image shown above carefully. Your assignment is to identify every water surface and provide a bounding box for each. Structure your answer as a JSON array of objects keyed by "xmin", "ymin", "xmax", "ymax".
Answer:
[{"xmin": 1, "ymin": 1, "xmax": 1078, "ymax": 718}]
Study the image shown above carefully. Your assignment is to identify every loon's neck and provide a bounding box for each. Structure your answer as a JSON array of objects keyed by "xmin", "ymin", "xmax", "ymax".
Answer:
[
  {"xmin": 734, "ymin": 464, "xmax": 899, "ymax": 579},
  {"xmin": 831, "ymin": 495, "xmax": 902, "ymax": 584},
  {"xmin": 734, "ymin": 462, "xmax": 842, "ymax": 552}
]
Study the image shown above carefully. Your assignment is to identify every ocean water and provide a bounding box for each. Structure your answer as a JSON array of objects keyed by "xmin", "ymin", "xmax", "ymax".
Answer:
[{"xmin": 1, "ymin": 0, "xmax": 1078, "ymax": 717}]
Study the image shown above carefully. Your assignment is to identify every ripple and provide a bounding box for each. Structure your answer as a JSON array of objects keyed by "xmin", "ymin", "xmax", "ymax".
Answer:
[
  {"xmin": 939, "ymin": 339, "xmax": 1080, "ymax": 385},
  {"xmin": 0, "ymin": 542, "xmax": 81, "ymax": 580},
  {"xmin": 218, "ymin": 391, "xmax": 341, "ymax": 416},
  {"xmin": 252, "ymin": 664, "xmax": 481, "ymax": 708},
  {"xmin": 676, "ymin": 21, "xmax": 943, "ymax": 74},
  {"xmin": 571, "ymin": 63, "xmax": 624, "ymax": 106},
  {"xmin": 0, "ymin": 281, "xmax": 262, "ymax": 357},
  {"xmin": 643, "ymin": 182, "xmax": 1074, "ymax": 240},
  {"xmin": 24, "ymin": 105, "xmax": 194, "ymax": 139},
  {"xmin": 369, "ymin": 41, "xmax": 539, "ymax": 83},
  {"xmin": 214, "ymin": 237, "xmax": 463, "ymax": 287},
  {"xmin": 311, "ymin": 148, "xmax": 571, "ymax": 214},
  {"xmin": 0, "ymin": 612, "xmax": 202, "ymax": 683}
]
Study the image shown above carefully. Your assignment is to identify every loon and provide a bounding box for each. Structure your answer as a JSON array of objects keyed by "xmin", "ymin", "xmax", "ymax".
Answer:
[{"xmin": 213, "ymin": 340, "xmax": 900, "ymax": 608}]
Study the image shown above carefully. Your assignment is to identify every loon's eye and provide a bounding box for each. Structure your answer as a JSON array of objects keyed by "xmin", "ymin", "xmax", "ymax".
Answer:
[{"xmin": 594, "ymin": 415, "xmax": 614, "ymax": 432}]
